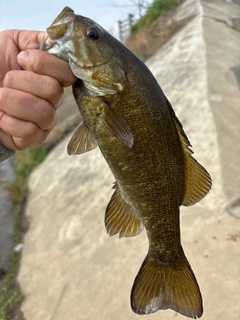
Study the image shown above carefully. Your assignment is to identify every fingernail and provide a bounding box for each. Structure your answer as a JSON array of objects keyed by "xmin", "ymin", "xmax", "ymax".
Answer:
[{"xmin": 17, "ymin": 51, "xmax": 29, "ymax": 68}]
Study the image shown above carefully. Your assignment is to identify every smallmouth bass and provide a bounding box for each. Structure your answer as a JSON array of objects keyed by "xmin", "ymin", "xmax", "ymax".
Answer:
[{"xmin": 42, "ymin": 7, "xmax": 212, "ymax": 318}]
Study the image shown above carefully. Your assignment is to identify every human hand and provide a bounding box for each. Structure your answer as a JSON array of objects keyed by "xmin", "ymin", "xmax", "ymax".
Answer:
[{"xmin": 0, "ymin": 29, "xmax": 77, "ymax": 150}]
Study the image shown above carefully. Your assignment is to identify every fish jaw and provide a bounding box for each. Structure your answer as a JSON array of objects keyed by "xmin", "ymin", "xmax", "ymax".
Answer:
[
  {"xmin": 43, "ymin": 7, "xmax": 76, "ymax": 62},
  {"xmin": 42, "ymin": 6, "xmax": 120, "ymax": 88}
]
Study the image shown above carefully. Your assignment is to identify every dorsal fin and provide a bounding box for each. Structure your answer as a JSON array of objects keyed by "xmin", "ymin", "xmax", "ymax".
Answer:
[
  {"xmin": 105, "ymin": 182, "xmax": 144, "ymax": 237},
  {"xmin": 165, "ymin": 97, "xmax": 212, "ymax": 206}
]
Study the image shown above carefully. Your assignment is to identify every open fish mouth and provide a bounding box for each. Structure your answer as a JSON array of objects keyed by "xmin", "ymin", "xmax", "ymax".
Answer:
[
  {"xmin": 39, "ymin": 6, "xmax": 111, "ymax": 83},
  {"xmin": 39, "ymin": 7, "xmax": 75, "ymax": 56},
  {"xmin": 46, "ymin": 6, "xmax": 75, "ymax": 43}
]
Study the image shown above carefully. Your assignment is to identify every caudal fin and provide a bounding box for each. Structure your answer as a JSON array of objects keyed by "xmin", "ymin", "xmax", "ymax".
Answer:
[{"xmin": 131, "ymin": 254, "xmax": 203, "ymax": 318}]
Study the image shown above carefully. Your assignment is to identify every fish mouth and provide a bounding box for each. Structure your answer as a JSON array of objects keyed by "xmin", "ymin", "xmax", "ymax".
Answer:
[
  {"xmin": 40, "ymin": 30, "xmax": 109, "ymax": 82},
  {"xmin": 68, "ymin": 53, "xmax": 110, "ymax": 82},
  {"xmin": 39, "ymin": 6, "xmax": 109, "ymax": 78},
  {"xmin": 46, "ymin": 6, "xmax": 75, "ymax": 41},
  {"xmin": 68, "ymin": 52, "xmax": 109, "ymax": 70},
  {"xmin": 39, "ymin": 7, "xmax": 75, "ymax": 57},
  {"xmin": 41, "ymin": 6, "xmax": 116, "ymax": 90}
]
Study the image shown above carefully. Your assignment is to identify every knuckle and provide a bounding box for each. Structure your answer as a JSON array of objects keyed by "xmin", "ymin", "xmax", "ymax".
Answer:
[
  {"xmin": 19, "ymin": 126, "xmax": 48, "ymax": 149},
  {"xmin": 0, "ymin": 110, "xmax": 7, "ymax": 125},
  {"xmin": 34, "ymin": 98, "xmax": 56, "ymax": 130},
  {"xmin": 37, "ymin": 98, "xmax": 55, "ymax": 120},
  {"xmin": 3, "ymin": 71, "xmax": 15, "ymax": 88},
  {"xmin": 30, "ymin": 51, "xmax": 46, "ymax": 73},
  {"xmin": 0, "ymin": 87, "xmax": 11, "ymax": 106},
  {"xmin": 44, "ymin": 77, "xmax": 64, "ymax": 107},
  {"xmin": 62, "ymin": 72, "xmax": 76, "ymax": 87},
  {"xmin": 45, "ymin": 76, "xmax": 59, "ymax": 94},
  {"xmin": 17, "ymin": 124, "xmax": 41, "ymax": 149},
  {"xmin": 22, "ymin": 122, "xmax": 38, "ymax": 140}
]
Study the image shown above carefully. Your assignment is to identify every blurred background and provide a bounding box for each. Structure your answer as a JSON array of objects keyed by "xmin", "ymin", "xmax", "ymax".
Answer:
[
  {"xmin": 0, "ymin": 0, "xmax": 151, "ymax": 38},
  {"xmin": 0, "ymin": 0, "xmax": 239, "ymax": 319}
]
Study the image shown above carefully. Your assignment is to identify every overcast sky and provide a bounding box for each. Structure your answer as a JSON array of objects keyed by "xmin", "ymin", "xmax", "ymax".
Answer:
[{"xmin": 0, "ymin": 0, "xmax": 143, "ymax": 36}]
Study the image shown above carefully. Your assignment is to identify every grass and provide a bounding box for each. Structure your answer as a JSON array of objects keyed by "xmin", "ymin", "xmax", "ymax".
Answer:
[
  {"xmin": 0, "ymin": 252, "xmax": 23, "ymax": 320},
  {"xmin": 0, "ymin": 118, "xmax": 79, "ymax": 319},
  {"xmin": 132, "ymin": 0, "xmax": 180, "ymax": 34},
  {"xmin": 0, "ymin": 145, "xmax": 48, "ymax": 320}
]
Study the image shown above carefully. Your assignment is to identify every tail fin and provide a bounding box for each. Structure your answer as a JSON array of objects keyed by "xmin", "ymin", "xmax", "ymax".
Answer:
[{"xmin": 131, "ymin": 254, "xmax": 203, "ymax": 318}]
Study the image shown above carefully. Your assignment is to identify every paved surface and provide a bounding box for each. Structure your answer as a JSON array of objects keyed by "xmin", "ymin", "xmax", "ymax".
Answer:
[{"xmin": 17, "ymin": 0, "xmax": 240, "ymax": 319}]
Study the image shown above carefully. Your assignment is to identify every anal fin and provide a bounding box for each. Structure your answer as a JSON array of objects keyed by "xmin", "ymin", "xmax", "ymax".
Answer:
[{"xmin": 105, "ymin": 182, "xmax": 144, "ymax": 237}]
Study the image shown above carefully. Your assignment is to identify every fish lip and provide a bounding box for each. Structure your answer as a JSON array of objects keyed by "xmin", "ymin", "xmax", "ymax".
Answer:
[
  {"xmin": 40, "ymin": 32, "xmax": 72, "ymax": 53},
  {"xmin": 42, "ymin": 10, "xmax": 75, "ymax": 52},
  {"xmin": 44, "ymin": 31, "xmax": 72, "ymax": 52},
  {"xmin": 68, "ymin": 52, "xmax": 109, "ymax": 70},
  {"xmin": 44, "ymin": 38, "xmax": 59, "ymax": 51}
]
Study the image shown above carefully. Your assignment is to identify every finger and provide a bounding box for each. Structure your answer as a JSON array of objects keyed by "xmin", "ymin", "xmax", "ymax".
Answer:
[
  {"xmin": 3, "ymin": 70, "xmax": 64, "ymax": 108},
  {"xmin": 17, "ymin": 49, "xmax": 77, "ymax": 87},
  {"xmin": 12, "ymin": 30, "xmax": 46, "ymax": 51},
  {"xmin": 0, "ymin": 114, "xmax": 49, "ymax": 150},
  {"xmin": 0, "ymin": 87, "xmax": 57, "ymax": 131}
]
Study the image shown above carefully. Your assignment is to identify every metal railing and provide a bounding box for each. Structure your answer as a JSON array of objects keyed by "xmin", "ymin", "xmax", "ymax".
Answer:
[{"xmin": 118, "ymin": 14, "xmax": 135, "ymax": 42}]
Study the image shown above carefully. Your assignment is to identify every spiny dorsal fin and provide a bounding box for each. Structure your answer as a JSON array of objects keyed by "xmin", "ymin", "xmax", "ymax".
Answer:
[
  {"xmin": 165, "ymin": 97, "xmax": 212, "ymax": 206},
  {"xmin": 67, "ymin": 122, "xmax": 97, "ymax": 155},
  {"xmin": 105, "ymin": 182, "xmax": 144, "ymax": 237},
  {"xmin": 99, "ymin": 105, "xmax": 134, "ymax": 149}
]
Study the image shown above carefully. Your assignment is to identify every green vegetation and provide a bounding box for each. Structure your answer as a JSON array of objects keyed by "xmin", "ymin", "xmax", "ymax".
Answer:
[
  {"xmin": 132, "ymin": 0, "xmax": 179, "ymax": 34},
  {"xmin": 0, "ymin": 252, "xmax": 23, "ymax": 320},
  {"xmin": 0, "ymin": 118, "xmax": 79, "ymax": 319},
  {"xmin": 0, "ymin": 145, "xmax": 48, "ymax": 320}
]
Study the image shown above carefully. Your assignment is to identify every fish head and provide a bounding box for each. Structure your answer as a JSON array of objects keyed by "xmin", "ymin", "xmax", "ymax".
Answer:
[{"xmin": 43, "ymin": 7, "xmax": 126, "ymax": 93}]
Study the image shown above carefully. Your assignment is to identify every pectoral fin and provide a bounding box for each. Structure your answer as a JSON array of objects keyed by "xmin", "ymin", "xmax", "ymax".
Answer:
[
  {"xmin": 67, "ymin": 122, "xmax": 97, "ymax": 155},
  {"xmin": 105, "ymin": 182, "xmax": 144, "ymax": 237},
  {"xmin": 99, "ymin": 105, "xmax": 134, "ymax": 149},
  {"xmin": 166, "ymin": 97, "xmax": 212, "ymax": 205}
]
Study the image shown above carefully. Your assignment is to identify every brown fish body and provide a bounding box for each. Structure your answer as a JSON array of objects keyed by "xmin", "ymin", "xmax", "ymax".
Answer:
[
  {"xmin": 44, "ymin": 7, "xmax": 212, "ymax": 318},
  {"xmin": 73, "ymin": 50, "xmax": 186, "ymax": 281}
]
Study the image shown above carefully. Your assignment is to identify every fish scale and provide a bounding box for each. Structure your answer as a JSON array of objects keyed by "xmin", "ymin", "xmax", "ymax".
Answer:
[{"xmin": 42, "ymin": 7, "xmax": 212, "ymax": 319}]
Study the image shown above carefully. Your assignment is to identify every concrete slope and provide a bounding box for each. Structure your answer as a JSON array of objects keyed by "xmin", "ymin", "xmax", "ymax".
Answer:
[{"xmin": 17, "ymin": 0, "xmax": 240, "ymax": 319}]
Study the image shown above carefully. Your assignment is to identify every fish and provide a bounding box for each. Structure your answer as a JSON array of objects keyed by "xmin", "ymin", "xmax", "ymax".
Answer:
[{"xmin": 42, "ymin": 7, "xmax": 212, "ymax": 319}]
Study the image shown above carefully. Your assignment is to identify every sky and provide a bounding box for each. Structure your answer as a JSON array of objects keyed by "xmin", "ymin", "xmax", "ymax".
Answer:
[{"xmin": 0, "ymin": 0, "xmax": 145, "ymax": 37}]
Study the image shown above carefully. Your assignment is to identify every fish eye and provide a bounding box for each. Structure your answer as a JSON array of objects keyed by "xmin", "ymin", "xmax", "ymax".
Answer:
[{"xmin": 87, "ymin": 27, "xmax": 100, "ymax": 40}]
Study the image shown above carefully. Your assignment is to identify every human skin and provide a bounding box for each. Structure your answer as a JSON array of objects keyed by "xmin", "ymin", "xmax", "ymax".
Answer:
[{"xmin": 0, "ymin": 29, "xmax": 77, "ymax": 151}]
